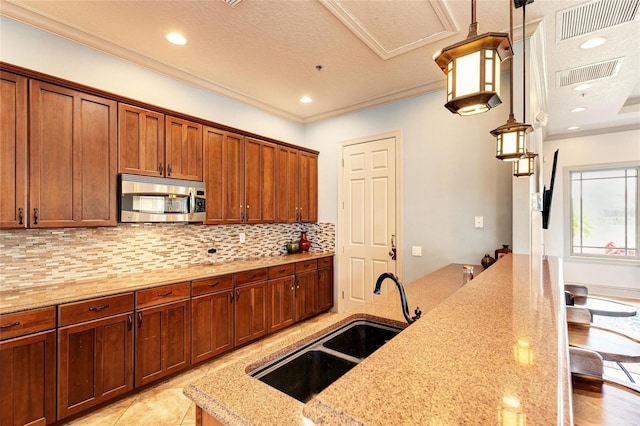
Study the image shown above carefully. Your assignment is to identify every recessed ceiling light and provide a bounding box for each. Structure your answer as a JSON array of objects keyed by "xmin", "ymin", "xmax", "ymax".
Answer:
[
  {"xmin": 300, "ymin": 96, "xmax": 312, "ymax": 104},
  {"xmin": 573, "ymin": 83, "xmax": 592, "ymax": 92},
  {"xmin": 166, "ymin": 33, "xmax": 187, "ymax": 45},
  {"xmin": 570, "ymin": 107, "xmax": 586, "ymax": 113},
  {"xmin": 568, "ymin": 126, "xmax": 580, "ymax": 130},
  {"xmin": 580, "ymin": 37, "xmax": 606, "ymax": 49}
]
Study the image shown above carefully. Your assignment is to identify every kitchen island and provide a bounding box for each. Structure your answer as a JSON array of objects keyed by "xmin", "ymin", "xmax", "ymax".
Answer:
[{"xmin": 184, "ymin": 254, "xmax": 571, "ymax": 425}]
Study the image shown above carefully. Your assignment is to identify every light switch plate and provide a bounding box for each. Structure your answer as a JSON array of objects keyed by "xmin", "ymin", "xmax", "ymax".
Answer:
[
  {"xmin": 239, "ymin": 233, "xmax": 246, "ymax": 243},
  {"xmin": 475, "ymin": 216, "xmax": 484, "ymax": 228},
  {"xmin": 411, "ymin": 246, "xmax": 422, "ymax": 256}
]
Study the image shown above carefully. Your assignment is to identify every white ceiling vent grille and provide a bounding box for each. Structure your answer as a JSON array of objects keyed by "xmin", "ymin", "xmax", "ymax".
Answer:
[
  {"xmin": 558, "ymin": 0, "xmax": 640, "ymax": 41},
  {"xmin": 556, "ymin": 58, "xmax": 624, "ymax": 87},
  {"xmin": 223, "ymin": 0, "xmax": 242, "ymax": 7}
]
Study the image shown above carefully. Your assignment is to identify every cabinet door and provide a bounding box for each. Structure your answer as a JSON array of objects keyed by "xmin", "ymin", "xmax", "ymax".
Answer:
[
  {"xmin": 245, "ymin": 137, "xmax": 276, "ymax": 223},
  {"xmin": 295, "ymin": 271, "xmax": 318, "ymax": 321},
  {"xmin": 29, "ymin": 80, "xmax": 117, "ymax": 228},
  {"xmin": 165, "ymin": 116, "xmax": 203, "ymax": 181},
  {"xmin": 234, "ymin": 282, "xmax": 268, "ymax": 347},
  {"xmin": 298, "ymin": 151, "xmax": 318, "ymax": 223},
  {"xmin": 118, "ymin": 103, "xmax": 165, "ymax": 177},
  {"xmin": 191, "ymin": 290, "xmax": 234, "ymax": 364},
  {"xmin": 317, "ymin": 266, "xmax": 334, "ymax": 312},
  {"xmin": 275, "ymin": 146, "xmax": 299, "ymax": 223},
  {"xmin": 57, "ymin": 312, "xmax": 134, "ymax": 420},
  {"xmin": 0, "ymin": 71, "xmax": 28, "ymax": 229},
  {"xmin": 0, "ymin": 330, "xmax": 56, "ymax": 426},
  {"xmin": 203, "ymin": 127, "xmax": 244, "ymax": 224},
  {"xmin": 268, "ymin": 276, "xmax": 295, "ymax": 333},
  {"xmin": 135, "ymin": 300, "xmax": 190, "ymax": 387}
]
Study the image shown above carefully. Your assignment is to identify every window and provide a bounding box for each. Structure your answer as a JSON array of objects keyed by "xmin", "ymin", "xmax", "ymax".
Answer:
[{"xmin": 569, "ymin": 165, "xmax": 638, "ymax": 261}]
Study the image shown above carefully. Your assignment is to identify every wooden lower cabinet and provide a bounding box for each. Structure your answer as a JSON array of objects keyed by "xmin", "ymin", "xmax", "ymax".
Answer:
[
  {"xmin": 317, "ymin": 258, "xmax": 334, "ymax": 312},
  {"xmin": 191, "ymin": 290, "xmax": 234, "ymax": 364},
  {"xmin": 267, "ymin": 276, "xmax": 296, "ymax": 333},
  {"xmin": 135, "ymin": 300, "xmax": 191, "ymax": 387},
  {"xmin": 234, "ymin": 281, "xmax": 268, "ymax": 347},
  {"xmin": 294, "ymin": 270, "xmax": 318, "ymax": 321},
  {"xmin": 0, "ymin": 330, "xmax": 56, "ymax": 426},
  {"xmin": 57, "ymin": 312, "xmax": 134, "ymax": 420}
]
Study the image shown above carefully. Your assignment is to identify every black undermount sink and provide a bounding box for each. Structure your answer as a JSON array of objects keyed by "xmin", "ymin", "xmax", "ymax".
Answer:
[{"xmin": 250, "ymin": 319, "xmax": 404, "ymax": 403}]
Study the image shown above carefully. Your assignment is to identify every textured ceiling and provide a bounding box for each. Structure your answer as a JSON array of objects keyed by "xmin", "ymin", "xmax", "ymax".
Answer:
[{"xmin": 1, "ymin": 0, "xmax": 639, "ymax": 139}]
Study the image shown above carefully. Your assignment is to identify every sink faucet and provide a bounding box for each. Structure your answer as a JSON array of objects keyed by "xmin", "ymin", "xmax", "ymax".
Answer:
[{"xmin": 374, "ymin": 272, "xmax": 421, "ymax": 324}]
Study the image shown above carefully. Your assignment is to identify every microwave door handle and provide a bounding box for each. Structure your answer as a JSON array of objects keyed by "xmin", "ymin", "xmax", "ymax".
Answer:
[{"xmin": 189, "ymin": 190, "xmax": 195, "ymax": 214}]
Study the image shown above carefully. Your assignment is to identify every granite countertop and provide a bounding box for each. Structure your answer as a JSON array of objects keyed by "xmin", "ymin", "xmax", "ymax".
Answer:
[
  {"xmin": 0, "ymin": 252, "xmax": 334, "ymax": 314},
  {"xmin": 184, "ymin": 254, "xmax": 571, "ymax": 425}
]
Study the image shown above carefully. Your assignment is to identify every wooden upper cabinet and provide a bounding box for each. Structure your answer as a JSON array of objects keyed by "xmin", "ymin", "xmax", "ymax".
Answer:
[
  {"xmin": 299, "ymin": 151, "xmax": 318, "ymax": 223},
  {"xmin": 29, "ymin": 80, "xmax": 117, "ymax": 228},
  {"xmin": 276, "ymin": 147, "xmax": 318, "ymax": 223},
  {"xmin": 275, "ymin": 145, "xmax": 299, "ymax": 223},
  {"xmin": 165, "ymin": 116, "xmax": 203, "ymax": 181},
  {"xmin": 118, "ymin": 103, "xmax": 165, "ymax": 177},
  {"xmin": 245, "ymin": 137, "xmax": 277, "ymax": 223},
  {"xmin": 0, "ymin": 71, "xmax": 28, "ymax": 229},
  {"xmin": 203, "ymin": 126, "xmax": 244, "ymax": 224}
]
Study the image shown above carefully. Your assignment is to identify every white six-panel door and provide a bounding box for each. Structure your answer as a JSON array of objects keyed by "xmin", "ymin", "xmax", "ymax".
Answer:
[{"xmin": 338, "ymin": 135, "xmax": 398, "ymax": 312}]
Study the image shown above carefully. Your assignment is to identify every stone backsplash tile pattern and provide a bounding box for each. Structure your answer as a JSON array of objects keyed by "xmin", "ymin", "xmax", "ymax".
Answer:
[{"xmin": 1, "ymin": 222, "xmax": 335, "ymax": 291}]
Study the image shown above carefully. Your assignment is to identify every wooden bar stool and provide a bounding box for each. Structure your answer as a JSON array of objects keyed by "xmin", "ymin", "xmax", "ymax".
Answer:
[
  {"xmin": 567, "ymin": 306, "xmax": 640, "ymax": 383},
  {"xmin": 569, "ymin": 347, "xmax": 640, "ymax": 425}
]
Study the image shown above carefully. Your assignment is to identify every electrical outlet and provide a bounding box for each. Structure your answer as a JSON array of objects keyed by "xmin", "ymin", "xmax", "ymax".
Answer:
[
  {"xmin": 475, "ymin": 216, "xmax": 484, "ymax": 228},
  {"xmin": 239, "ymin": 233, "xmax": 246, "ymax": 243}
]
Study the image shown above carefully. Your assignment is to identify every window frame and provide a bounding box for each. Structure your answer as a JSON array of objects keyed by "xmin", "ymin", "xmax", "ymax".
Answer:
[{"xmin": 564, "ymin": 162, "xmax": 640, "ymax": 266}]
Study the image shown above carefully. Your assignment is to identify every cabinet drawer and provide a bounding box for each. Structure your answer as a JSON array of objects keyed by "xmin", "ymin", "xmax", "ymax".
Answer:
[
  {"xmin": 58, "ymin": 293, "xmax": 134, "ymax": 326},
  {"xmin": 136, "ymin": 282, "xmax": 191, "ymax": 309},
  {"xmin": 0, "ymin": 306, "xmax": 57, "ymax": 340},
  {"xmin": 295, "ymin": 259, "xmax": 318, "ymax": 273},
  {"xmin": 268, "ymin": 263, "xmax": 295, "ymax": 279},
  {"xmin": 318, "ymin": 256, "xmax": 333, "ymax": 269},
  {"xmin": 235, "ymin": 268, "xmax": 267, "ymax": 286},
  {"xmin": 192, "ymin": 274, "xmax": 233, "ymax": 296}
]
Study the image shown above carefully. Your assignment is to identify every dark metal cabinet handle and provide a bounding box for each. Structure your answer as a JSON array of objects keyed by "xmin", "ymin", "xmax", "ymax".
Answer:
[
  {"xmin": 246, "ymin": 205, "xmax": 249, "ymax": 221},
  {"xmin": 158, "ymin": 162, "xmax": 163, "ymax": 175},
  {"xmin": 1, "ymin": 321, "xmax": 20, "ymax": 329},
  {"xmin": 128, "ymin": 315, "xmax": 132, "ymax": 330},
  {"xmin": 157, "ymin": 290, "xmax": 173, "ymax": 297},
  {"xmin": 207, "ymin": 282, "xmax": 220, "ymax": 288},
  {"xmin": 18, "ymin": 208, "xmax": 24, "ymax": 225},
  {"xmin": 246, "ymin": 274, "xmax": 256, "ymax": 279},
  {"xmin": 33, "ymin": 208, "xmax": 39, "ymax": 225},
  {"xmin": 236, "ymin": 290, "xmax": 240, "ymax": 300},
  {"xmin": 167, "ymin": 164, "xmax": 172, "ymax": 176},
  {"xmin": 89, "ymin": 304, "xmax": 110, "ymax": 312},
  {"xmin": 230, "ymin": 292, "xmax": 234, "ymax": 303},
  {"xmin": 138, "ymin": 312, "xmax": 143, "ymax": 328}
]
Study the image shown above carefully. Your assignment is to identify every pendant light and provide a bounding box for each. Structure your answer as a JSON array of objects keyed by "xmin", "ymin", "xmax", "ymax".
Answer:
[
  {"xmin": 513, "ymin": 151, "xmax": 537, "ymax": 176},
  {"xmin": 434, "ymin": 0, "xmax": 513, "ymax": 116},
  {"xmin": 491, "ymin": 0, "xmax": 533, "ymax": 161}
]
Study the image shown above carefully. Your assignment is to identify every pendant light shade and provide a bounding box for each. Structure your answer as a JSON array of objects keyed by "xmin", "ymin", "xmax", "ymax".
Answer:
[
  {"xmin": 434, "ymin": 0, "xmax": 512, "ymax": 116},
  {"xmin": 491, "ymin": 116, "xmax": 532, "ymax": 160},
  {"xmin": 513, "ymin": 151, "xmax": 537, "ymax": 176}
]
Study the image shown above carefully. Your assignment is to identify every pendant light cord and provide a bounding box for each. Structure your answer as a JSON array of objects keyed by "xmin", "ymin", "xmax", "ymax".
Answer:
[
  {"xmin": 522, "ymin": 2, "xmax": 527, "ymax": 123},
  {"xmin": 508, "ymin": 0, "xmax": 515, "ymax": 120}
]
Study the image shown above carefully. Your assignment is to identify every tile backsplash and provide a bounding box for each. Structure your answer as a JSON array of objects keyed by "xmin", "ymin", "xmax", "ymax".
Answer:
[{"xmin": 0, "ymin": 222, "xmax": 335, "ymax": 291}]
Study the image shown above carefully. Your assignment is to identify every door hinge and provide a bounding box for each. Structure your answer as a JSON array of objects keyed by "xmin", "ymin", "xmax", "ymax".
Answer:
[
  {"xmin": 341, "ymin": 158, "xmax": 344, "ymax": 167},
  {"xmin": 341, "ymin": 290, "xmax": 345, "ymax": 299}
]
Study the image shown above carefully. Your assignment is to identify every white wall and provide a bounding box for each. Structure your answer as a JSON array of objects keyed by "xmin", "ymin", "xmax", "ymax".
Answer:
[
  {"xmin": 0, "ymin": 16, "xmax": 304, "ymax": 145},
  {"xmin": 305, "ymin": 91, "xmax": 514, "ymax": 282},
  {"xmin": 544, "ymin": 130, "xmax": 640, "ymax": 298}
]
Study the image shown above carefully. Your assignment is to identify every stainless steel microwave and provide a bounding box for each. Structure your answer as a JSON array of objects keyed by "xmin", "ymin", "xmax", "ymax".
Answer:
[{"xmin": 119, "ymin": 174, "xmax": 206, "ymax": 223}]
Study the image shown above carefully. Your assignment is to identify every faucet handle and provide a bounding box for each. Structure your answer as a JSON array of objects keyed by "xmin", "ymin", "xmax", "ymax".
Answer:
[{"xmin": 413, "ymin": 307, "xmax": 422, "ymax": 321}]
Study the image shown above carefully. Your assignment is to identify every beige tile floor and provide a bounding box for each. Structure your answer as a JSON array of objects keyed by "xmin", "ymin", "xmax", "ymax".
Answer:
[{"xmin": 62, "ymin": 312, "xmax": 337, "ymax": 426}]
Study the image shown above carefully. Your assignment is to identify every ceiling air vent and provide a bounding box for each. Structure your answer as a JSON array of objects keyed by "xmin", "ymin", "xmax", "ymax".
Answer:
[
  {"xmin": 556, "ymin": 58, "xmax": 624, "ymax": 87},
  {"xmin": 223, "ymin": 0, "xmax": 242, "ymax": 6},
  {"xmin": 558, "ymin": 0, "xmax": 640, "ymax": 41}
]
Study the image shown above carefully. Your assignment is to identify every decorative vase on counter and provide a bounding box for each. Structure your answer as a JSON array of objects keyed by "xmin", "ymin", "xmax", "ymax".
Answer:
[
  {"xmin": 286, "ymin": 241, "xmax": 300, "ymax": 254},
  {"xmin": 481, "ymin": 253, "xmax": 496, "ymax": 269},
  {"xmin": 495, "ymin": 244, "xmax": 512, "ymax": 260},
  {"xmin": 299, "ymin": 231, "xmax": 311, "ymax": 252}
]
